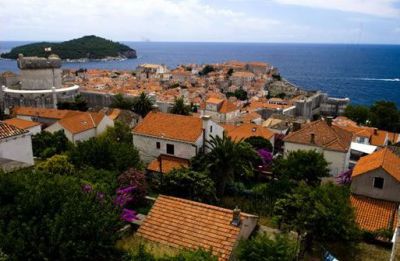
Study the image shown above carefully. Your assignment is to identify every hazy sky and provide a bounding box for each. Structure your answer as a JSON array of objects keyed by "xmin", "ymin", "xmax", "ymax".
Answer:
[{"xmin": 1, "ymin": 0, "xmax": 400, "ymax": 44}]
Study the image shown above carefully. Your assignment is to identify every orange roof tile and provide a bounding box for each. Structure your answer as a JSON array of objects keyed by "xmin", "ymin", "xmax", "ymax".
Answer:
[
  {"xmin": 351, "ymin": 194, "xmax": 398, "ymax": 232},
  {"xmin": 220, "ymin": 100, "xmax": 239, "ymax": 113},
  {"xmin": 3, "ymin": 118, "xmax": 41, "ymax": 130},
  {"xmin": 352, "ymin": 147, "xmax": 400, "ymax": 182},
  {"xmin": 206, "ymin": 97, "xmax": 224, "ymax": 105},
  {"xmin": 58, "ymin": 112, "xmax": 105, "ymax": 134},
  {"xmin": 137, "ymin": 195, "xmax": 257, "ymax": 261},
  {"xmin": 13, "ymin": 107, "xmax": 79, "ymax": 120},
  {"xmin": 0, "ymin": 121, "xmax": 28, "ymax": 139},
  {"xmin": 133, "ymin": 111, "xmax": 203, "ymax": 143},
  {"xmin": 107, "ymin": 108, "xmax": 121, "ymax": 121},
  {"xmin": 224, "ymin": 123, "xmax": 274, "ymax": 141},
  {"xmin": 147, "ymin": 155, "xmax": 189, "ymax": 174},
  {"xmin": 284, "ymin": 120, "xmax": 353, "ymax": 152}
]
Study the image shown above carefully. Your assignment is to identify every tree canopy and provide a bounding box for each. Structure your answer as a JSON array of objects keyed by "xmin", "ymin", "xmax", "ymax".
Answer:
[
  {"xmin": 1, "ymin": 35, "xmax": 136, "ymax": 59},
  {"xmin": 236, "ymin": 233, "xmax": 297, "ymax": 261},
  {"xmin": 133, "ymin": 92, "xmax": 154, "ymax": 118},
  {"xmin": 273, "ymin": 150, "xmax": 329, "ymax": 186},
  {"xmin": 170, "ymin": 96, "xmax": 191, "ymax": 116},
  {"xmin": 244, "ymin": 136, "xmax": 273, "ymax": 151},
  {"xmin": 32, "ymin": 130, "xmax": 70, "ymax": 159}
]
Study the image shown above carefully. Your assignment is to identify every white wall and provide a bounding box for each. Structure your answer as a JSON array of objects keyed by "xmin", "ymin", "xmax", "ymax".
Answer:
[
  {"xmin": 284, "ymin": 142, "xmax": 350, "ymax": 176},
  {"xmin": 132, "ymin": 134, "xmax": 200, "ymax": 163},
  {"xmin": 27, "ymin": 125, "xmax": 41, "ymax": 135},
  {"xmin": 0, "ymin": 134, "xmax": 34, "ymax": 165}
]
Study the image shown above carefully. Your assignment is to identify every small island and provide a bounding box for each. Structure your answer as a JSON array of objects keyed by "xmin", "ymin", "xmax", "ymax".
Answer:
[{"xmin": 0, "ymin": 35, "xmax": 137, "ymax": 60}]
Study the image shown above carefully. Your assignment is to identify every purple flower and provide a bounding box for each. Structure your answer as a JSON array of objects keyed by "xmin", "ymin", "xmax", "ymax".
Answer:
[
  {"xmin": 121, "ymin": 208, "xmax": 139, "ymax": 222},
  {"xmin": 82, "ymin": 184, "xmax": 93, "ymax": 193},
  {"xmin": 336, "ymin": 169, "xmax": 353, "ymax": 185},
  {"xmin": 257, "ymin": 148, "xmax": 273, "ymax": 166}
]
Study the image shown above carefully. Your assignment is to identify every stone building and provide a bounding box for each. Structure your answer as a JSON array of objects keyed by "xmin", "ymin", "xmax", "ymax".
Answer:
[{"xmin": 1, "ymin": 54, "xmax": 79, "ymax": 112}]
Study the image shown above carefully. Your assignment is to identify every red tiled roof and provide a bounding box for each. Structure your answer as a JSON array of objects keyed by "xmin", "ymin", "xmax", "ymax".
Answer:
[
  {"xmin": 0, "ymin": 121, "xmax": 28, "ymax": 139},
  {"xmin": 351, "ymin": 194, "xmax": 398, "ymax": 232},
  {"xmin": 352, "ymin": 147, "xmax": 400, "ymax": 182},
  {"xmin": 137, "ymin": 195, "xmax": 257, "ymax": 261},
  {"xmin": 3, "ymin": 118, "xmax": 41, "ymax": 130},
  {"xmin": 13, "ymin": 107, "xmax": 79, "ymax": 120},
  {"xmin": 284, "ymin": 120, "xmax": 352, "ymax": 152},
  {"xmin": 147, "ymin": 155, "xmax": 189, "ymax": 174},
  {"xmin": 223, "ymin": 123, "xmax": 274, "ymax": 141},
  {"xmin": 133, "ymin": 111, "xmax": 203, "ymax": 143},
  {"xmin": 58, "ymin": 112, "xmax": 105, "ymax": 134}
]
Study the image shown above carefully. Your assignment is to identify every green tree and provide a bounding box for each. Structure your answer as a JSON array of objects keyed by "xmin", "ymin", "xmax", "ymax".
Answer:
[
  {"xmin": 273, "ymin": 150, "xmax": 329, "ymax": 186},
  {"xmin": 133, "ymin": 92, "xmax": 153, "ymax": 118},
  {"xmin": 0, "ymin": 170, "xmax": 123, "ymax": 260},
  {"xmin": 35, "ymin": 154, "xmax": 75, "ymax": 175},
  {"xmin": 68, "ymin": 137, "xmax": 142, "ymax": 172},
  {"xmin": 160, "ymin": 169, "xmax": 216, "ymax": 203},
  {"xmin": 227, "ymin": 68, "xmax": 234, "ymax": 76},
  {"xmin": 236, "ymin": 233, "xmax": 297, "ymax": 261},
  {"xmin": 369, "ymin": 100, "xmax": 400, "ymax": 132},
  {"xmin": 170, "ymin": 96, "xmax": 191, "ymax": 116},
  {"xmin": 199, "ymin": 65, "xmax": 215, "ymax": 76},
  {"xmin": 344, "ymin": 104, "xmax": 370, "ymax": 125},
  {"xmin": 274, "ymin": 183, "xmax": 359, "ymax": 254},
  {"xmin": 202, "ymin": 135, "xmax": 258, "ymax": 196},
  {"xmin": 32, "ymin": 130, "xmax": 70, "ymax": 159},
  {"xmin": 234, "ymin": 89, "xmax": 248, "ymax": 101},
  {"xmin": 110, "ymin": 93, "xmax": 135, "ymax": 110},
  {"xmin": 244, "ymin": 136, "xmax": 273, "ymax": 151},
  {"xmin": 101, "ymin": 121, "xmax": 133, "ymax": 144}
]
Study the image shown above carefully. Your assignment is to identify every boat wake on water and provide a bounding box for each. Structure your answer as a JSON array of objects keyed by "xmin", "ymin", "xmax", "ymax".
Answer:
[{"xmin": 358, "ymin": 78, "xmax": 400, "ymax": 82}]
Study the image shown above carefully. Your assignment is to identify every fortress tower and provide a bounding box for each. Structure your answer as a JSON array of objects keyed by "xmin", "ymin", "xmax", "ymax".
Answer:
[{"xmin": 1, "ymin": 54, "xmax": 79, "ymax": 112}]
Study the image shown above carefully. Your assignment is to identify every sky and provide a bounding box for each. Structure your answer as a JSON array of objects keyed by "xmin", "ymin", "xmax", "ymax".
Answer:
[{"xmin": 1, "ymin": 0, "xmax": 400, "ymax": 44}]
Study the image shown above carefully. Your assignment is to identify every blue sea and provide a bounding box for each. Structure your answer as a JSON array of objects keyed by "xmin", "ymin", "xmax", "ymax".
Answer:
[{"xmin": 1, "ymin": 41, "xmax": 399, "ymax": 106}]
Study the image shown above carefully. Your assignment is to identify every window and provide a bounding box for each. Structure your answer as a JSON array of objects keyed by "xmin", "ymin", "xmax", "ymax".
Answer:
[
  {"xmin": 373, "ymin": 177, "xmax": 384, "ymax": 189},
  {"xmin": 156, "ymin": 142, "xmax": 160, "ymax": 149},
  {"xmin": 210, "ymin": 125, "xmax": 213, "ymax": 133},
  {"xmin": 166, "ymin": 144, "xmax": 175, "ymax": 155}
]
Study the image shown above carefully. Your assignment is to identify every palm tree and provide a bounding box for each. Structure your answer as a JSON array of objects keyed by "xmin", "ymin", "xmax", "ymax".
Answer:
[
  {"xmin": 170, "ymin": 96, "xmax": 191, "ymax": 115},
  {"xmin": 133, "ymin": 92, "xmax": 153, "ymax": 117},
  {"xmin": 206, "ymin": 134, "xmax": 258, "ymax": 196}
]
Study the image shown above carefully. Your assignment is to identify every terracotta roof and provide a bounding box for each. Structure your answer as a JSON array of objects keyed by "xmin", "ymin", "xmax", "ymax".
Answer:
[
  {"xmin": 206, "ymin": 97, "xmax": 224, "ymax": 105},
  {"xmin": 3, "ymin": 118, "xmax": 41, "ymax": 130},
  {"xmin": 0, "ymin": 121, "xmax": 28, "ymax": 139},
  {"xmin": 58, "ymin": 112, "xmax": 105, "ymax": 134},
  {"xmin": 223, "ymin": 123, "xmax": 274, "ymax": 141},
  {"xmin": 13, "ymin": 107, "xmax": 79, "ymax": 120},
  {"xmin": 133, "ymin": 111, "xmax": 203, "ymax": 143},
  {"xmin": 284, "ymin": 120, "xmax": 353, "ymax": 152},
  {"xmin": 107, "ymin": 108, "xmax": 121, "ymax": 121},
  {"xmin": 352, "ymin": 147, "xmax": 400, "ymax": 182},
  {"xmin": 147, "ymin": 155, "xmax": 189, "ymax": 174},
  {"xmin": 137, "ymin": 195, "xmax": 257, "ymax": 261},
  {"xmin": 220, "ymin": 100, "xmax": 239, "ymax": 113},
  {"xmin": 231, "ymin": 71, "xmax": 255, "ymax": 78},
  {"xmin": 351, "ymin": 194, "xmax": 398, "ymax": 232}
]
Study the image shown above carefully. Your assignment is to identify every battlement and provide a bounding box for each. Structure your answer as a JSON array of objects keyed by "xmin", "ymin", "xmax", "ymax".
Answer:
[{"xmin": 17, "ymin": 54, "xmax": 62, "ymax": 70}]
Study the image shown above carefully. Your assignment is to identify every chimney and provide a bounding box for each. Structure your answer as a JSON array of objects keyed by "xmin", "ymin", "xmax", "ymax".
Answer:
[
  {"xmin": 326, "ymin": 116, "xmax": 333, "ymax": 126},
  {"xmin": 231, "ymin": 206, "xmax": 241, "ymax": 227},
  {"xmin": 202, "ymin": 115, "xmax": 211, "ymax": 152},
  {"xmin": 310, "ymin": 132, "xmax": 315, "ymax": 143}
]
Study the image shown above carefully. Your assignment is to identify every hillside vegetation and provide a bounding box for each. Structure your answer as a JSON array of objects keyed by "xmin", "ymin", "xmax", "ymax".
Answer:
[{"xmin": 1, "ymin": 35, "xmax": 136, "ymax": 59}]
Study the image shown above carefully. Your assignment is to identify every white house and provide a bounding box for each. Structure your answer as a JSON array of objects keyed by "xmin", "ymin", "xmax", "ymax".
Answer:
[
  {"xmin": 200, "ymin": 97, "xmax": 241, "ymax": 124},
  {"xmin": 0, "ymin": 121, "xmax": 34, "ymax": 171},
  {"xmin": 46, "ymin": 112, "xmax": 114, "ymax": 144},
  {"xmin": 3, "ymin": 118, "xmax": 41, "ymax": 135},
  {"xmin": 283, "ymin": 119, "xmax": 353, "ymax": 176},
  {"xmin": 132, "ymin": 111, "xmax": 223, "ymax": 163}
]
